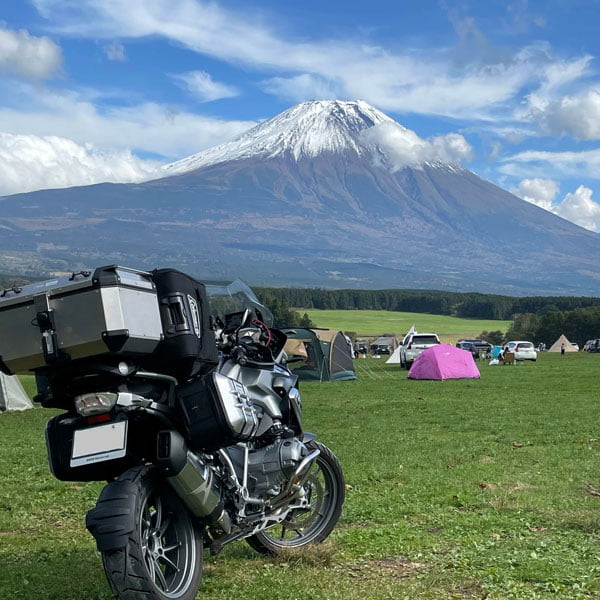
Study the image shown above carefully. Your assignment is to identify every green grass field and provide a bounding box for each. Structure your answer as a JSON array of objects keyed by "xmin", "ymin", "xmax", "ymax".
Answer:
[
  {"xmin": 2, "ymin": 353, "xmax": 600, "ymax": 599},
  {"xmin": 302, "ymin": 309, "xmax": 511, "ymax": 341}
]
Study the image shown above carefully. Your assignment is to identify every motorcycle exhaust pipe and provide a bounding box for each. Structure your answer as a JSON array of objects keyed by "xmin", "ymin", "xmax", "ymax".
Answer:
[{"xmin": 156, "ymin": 431, "xmax": 232, "ymax": 534}]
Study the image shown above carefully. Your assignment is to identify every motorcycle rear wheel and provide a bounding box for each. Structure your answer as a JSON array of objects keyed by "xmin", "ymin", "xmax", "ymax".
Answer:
[
  {"xmin": 246, "ymin": 440, "xmax": 345, "ymax": 555},
  {"xmin": 101, "ymin": 467, "xmax": 203, "ymax": 600}
]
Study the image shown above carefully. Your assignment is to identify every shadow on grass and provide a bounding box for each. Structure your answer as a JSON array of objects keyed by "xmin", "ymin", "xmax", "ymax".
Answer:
[{"xmin": 0, "ymin": 547, "xmax": 111, "ymax": 600}]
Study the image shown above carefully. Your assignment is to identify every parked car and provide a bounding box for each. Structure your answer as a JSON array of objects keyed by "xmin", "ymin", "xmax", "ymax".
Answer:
[
  {"xmin": 371, "ymin": 343, "xmax": 391, "ymax": 355},
  {"xmin": 399, "ymin": 332, "xmax": 440, "ymax": 368},
  {"xmin": 586, "ymin": 339, "xmax": 600, "ymax": 353},
  {"xmin": 504, "ymin": 340, "xmax": 537, "ymax": 361},
  {"xmin": 456, "ymin": 339, "xmax": 492, "ymax": 358},
  {"xmin": 355, "ymin": 340, "xmax": 368, "ymax": 354},
  {"xmin": 456, "ymin": 341, "xmax": 480, "ymax": 359},
  {"xmin": 570, "ymin": 342, "xmax": 580, "ymax": 351}
]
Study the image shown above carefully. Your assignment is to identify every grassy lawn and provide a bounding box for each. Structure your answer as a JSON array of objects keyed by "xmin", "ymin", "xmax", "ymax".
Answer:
[
  {"xmin": 302, "ymin": 309, "xmax": 511, "ymax": 341},
  {"xmin": 2, "ymin": 352, "xmax": 600, "ymax": 599}
]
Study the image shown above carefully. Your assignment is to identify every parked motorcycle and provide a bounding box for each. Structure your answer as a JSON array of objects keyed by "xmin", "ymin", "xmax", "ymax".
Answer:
[{"xmin": 0, "ymin": 267, "xmax": 344, "ymax": 600}]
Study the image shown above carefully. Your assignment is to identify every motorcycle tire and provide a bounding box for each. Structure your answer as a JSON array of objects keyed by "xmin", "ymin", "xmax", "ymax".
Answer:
[
  {"xmin": 246, "ymin": 440, "xmax": 345, "ymax": 555},
  {"xmin": 100, "ymin": 466, "xmax": 203, "ymax": 600}
]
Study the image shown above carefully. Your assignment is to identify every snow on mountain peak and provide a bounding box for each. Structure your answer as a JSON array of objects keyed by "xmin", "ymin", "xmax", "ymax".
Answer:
[
  {"xmin": 162, "ymin": 100, "xmax": 471, "ymax": 176},
  {"xmin": 163, "ymin": 100, "xmax": 397, "ymax": 174}
]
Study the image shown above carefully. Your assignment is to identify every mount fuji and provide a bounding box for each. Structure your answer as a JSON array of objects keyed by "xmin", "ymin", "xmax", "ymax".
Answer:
[{"xmin": 0, "ymin": 100, "xmax": 599, "ymax": 295}]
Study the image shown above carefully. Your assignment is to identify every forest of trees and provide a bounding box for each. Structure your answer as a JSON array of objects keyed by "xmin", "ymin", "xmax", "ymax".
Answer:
[
  {"xmin": 254, "ymin": 286, "xmax": 600, "ymax": 321},
  {"xmin": 256, "ymin": 286, "xmax": 600, "ymax": 347},
  {"xmin": 503, "ymin": 306, "xmax": 600, "ymax": 348},
  {"xmin": 255, "ymin": 290, "xmax": 315, "ymax": 329}
]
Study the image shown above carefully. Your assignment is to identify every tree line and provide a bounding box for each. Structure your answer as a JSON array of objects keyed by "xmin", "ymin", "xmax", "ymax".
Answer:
[
  {"xmin": 503, "ymin": 306, "xmax": 600, "ymax": 348},
  {"xmin": 256, "ymin": 287, "xmax": 600, "ymax": 346},
  {"xmin": 254, "ymin": 286, "xmax": 600, "ymax": 321},
  {"xmin": 255, "ymin": 290, "xmax": 315, "ymax": 329}
]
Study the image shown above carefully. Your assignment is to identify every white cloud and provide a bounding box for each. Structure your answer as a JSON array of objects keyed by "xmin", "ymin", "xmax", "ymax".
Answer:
[
  {"xmin": 511, "ymin": 178, "xmax": 600, "ymax": 231},
  {"xmin": 261, "ymin": 74, "xmax": 340, "ymax": 103},
  {"xmin": 172, "ymin": 70, "xmax": 238, "ymax": 102},
  {"xmin": 554, "ymin": 185, "xmax": 600, "ymax": 231},
  {"xmin": 0, "ymin": 26, "xmax": 62, "ymax": 78},
  {"xmin": 361, "ymin": 122, "xmax": 472, "ymax": 169},
  {"xmin": 0, "ymin": 132, "xmax": 160, "ymax": 196},
  {"xmin": 536, "ymin": 89, "xmax": 600, "ymax": 140},
  {"xmin": 30, "ymin": 0, "xmax": 587, "ymax": 120},
  {"xmin": 511, "ymin": 178, "xmax": 558, "ymax": 210},
  {"xmin": 103, "ymin": 40, "xmax": 126, "ymax": 61},
  {"xmin": 0, "ymin": 81, "xmax": 256, "ymax": 158},
  {"xmin": 500, "ymin": 148, "xmax": 600, "ymax": 179}
]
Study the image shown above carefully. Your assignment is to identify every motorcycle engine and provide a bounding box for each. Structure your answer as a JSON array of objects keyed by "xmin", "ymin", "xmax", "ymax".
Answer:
[{"xmin": 227, "ymin": 437, "xmax": 307, "ymax": 498}]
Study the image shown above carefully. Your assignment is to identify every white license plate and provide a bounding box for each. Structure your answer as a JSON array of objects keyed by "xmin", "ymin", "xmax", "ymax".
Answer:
[{"xmin": 70, "ymin": 421, "xmax": 128, "ymax": 468}]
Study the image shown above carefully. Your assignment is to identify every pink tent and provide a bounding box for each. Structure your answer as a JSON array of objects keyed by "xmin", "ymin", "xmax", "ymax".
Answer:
[{"xmin": 407, "ymin": 344, "xmax": 480, "ymax": 380}]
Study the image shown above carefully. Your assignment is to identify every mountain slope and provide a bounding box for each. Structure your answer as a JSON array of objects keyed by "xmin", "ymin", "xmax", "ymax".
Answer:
[{"xmin": 0, "ymin": 100, "xmax": 598, "ymax": 295}]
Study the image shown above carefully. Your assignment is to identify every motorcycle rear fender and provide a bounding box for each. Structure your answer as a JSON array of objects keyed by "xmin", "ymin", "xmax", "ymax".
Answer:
[{"xmin": 85, "ymin": 477, "xmax": 138, "ymax": 552}]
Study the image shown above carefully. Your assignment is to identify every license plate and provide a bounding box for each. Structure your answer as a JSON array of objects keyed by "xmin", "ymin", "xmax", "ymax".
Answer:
[{"xmin": 70, "ymin": 421, "xmax": 127, "ymax": 468}]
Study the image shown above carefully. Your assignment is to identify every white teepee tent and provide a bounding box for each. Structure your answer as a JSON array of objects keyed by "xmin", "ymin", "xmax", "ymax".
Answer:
[
  {"xmin": 0, "ymin": 373, "xmax": 33, "ymax": 412},
  {"xmin": 386, "ymin": 346, "xmax": 401, "ymax": 364},
  {"xmin": 386, "ymin": 325, "xmax": 416, "ymax": 364}
]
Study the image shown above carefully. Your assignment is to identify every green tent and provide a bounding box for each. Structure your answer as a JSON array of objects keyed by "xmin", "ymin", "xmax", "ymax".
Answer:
[{"xmin": 282, "ymin": 328, "xmax": 357, "ymax": 382}]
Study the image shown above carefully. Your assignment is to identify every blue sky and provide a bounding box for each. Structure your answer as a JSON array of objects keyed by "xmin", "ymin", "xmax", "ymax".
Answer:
[{"xmin": 2, "ymin": 0, "xmax": 600, "ymax": 230}]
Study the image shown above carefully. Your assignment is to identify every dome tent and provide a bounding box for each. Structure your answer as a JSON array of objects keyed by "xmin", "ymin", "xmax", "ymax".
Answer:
[
  {"xmin": 407, "ymin": 344, "xmax": 480, "ymax": 380},
  {"xmin": 282, "ymin": 328, "xmax": 357, "ymax": 382}
]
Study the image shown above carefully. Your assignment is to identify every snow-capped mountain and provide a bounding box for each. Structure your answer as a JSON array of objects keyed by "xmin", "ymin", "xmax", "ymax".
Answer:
[
  {"xmin": 0, "ymin": 100, "xmax": 599, "ymax": 295},
  {"xmin": 163, "ymin": 100, "xmax": 398, "ymax": 174}
]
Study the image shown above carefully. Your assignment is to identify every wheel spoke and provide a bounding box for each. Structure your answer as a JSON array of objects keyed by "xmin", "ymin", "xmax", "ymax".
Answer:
[
  {"xmin": 153, "ymin": 497, "xmax": 163, "ymax": 529},
  {"xmin": 160, "ymin": 554, "xmax": 180, "ymax": 572},
  {"xmin": 154, "ymin": 562, "xmax": 169, "ymax": 592},
  {"xmin": 163, "ymin": 541, "xmax": 181, "ymax": 554},
  {"xmin": 158, "ymin": 514, "xmax": 172, "ymax": 538},
  {"xmin": 146, "ymin": 553, "xmax": 156, "ymax": 582}
]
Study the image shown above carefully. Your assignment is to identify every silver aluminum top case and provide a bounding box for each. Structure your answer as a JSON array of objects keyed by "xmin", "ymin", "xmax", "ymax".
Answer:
[{"xmin": 0, "ymin": 265, "xmax": 163, "ymax": 374}]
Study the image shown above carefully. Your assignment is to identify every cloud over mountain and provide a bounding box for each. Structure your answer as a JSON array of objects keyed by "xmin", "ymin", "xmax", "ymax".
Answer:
[
  {"xmin": 0, "ymin": 132, "xmax": 159, "ymax": 196},
  {"xmin": 361, "ymin": 123, "xmax": 472, "ymax": 170}
]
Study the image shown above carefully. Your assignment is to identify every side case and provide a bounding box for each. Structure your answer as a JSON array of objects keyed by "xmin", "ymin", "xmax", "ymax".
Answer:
[{"xmin": 147, "ymin": 269, "xmax": 219, "ymax": 382}]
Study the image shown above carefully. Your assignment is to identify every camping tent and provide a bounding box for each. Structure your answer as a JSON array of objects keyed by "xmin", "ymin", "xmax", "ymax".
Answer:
[
  {"xmin": 407, "ymin": 344, "xmax": 480, "ymax": 380},
  {"xmin": 548, "ymin": 334, "xmax": 578, "ymax": 352},
  {"xmin": 282, "ymin": 328, "xmax": 357, "ymax": 382},
  {"xmin": 0, "ymin": 373, "xmax": 33, "ymax": 412},
  {"xmin": 386, "ymin": 345, "xmax": 402, "ymax": 364}
]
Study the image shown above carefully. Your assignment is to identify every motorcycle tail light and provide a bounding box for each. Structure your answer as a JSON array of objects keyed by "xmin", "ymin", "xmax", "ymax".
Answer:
[{"xmin": 74, "ymin": 392, "xmax": 118, "ymax": 416}]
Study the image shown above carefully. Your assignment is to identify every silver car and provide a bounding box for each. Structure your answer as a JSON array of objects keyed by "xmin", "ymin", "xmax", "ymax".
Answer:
[{"xmin": 399, "ymin": 332, "xmax": 440, "ymax": 368}]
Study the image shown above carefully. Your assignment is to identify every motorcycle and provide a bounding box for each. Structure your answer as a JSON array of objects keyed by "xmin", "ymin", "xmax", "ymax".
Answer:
[{"xmin": 0, "ymin": 267, "xmax": 344, "ymax": 600}]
